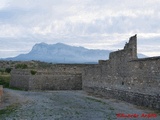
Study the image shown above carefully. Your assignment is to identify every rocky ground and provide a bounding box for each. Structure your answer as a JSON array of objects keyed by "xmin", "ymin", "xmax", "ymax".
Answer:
[{"xmin": 0, "ymin": 89, "xmax": 159, "ymax": 120}]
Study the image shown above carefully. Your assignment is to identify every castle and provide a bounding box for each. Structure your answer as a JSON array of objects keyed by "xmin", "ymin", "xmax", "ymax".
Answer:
[{"xmin": 10, "ymin": 35, "xmax": 160, "ymax": 110}]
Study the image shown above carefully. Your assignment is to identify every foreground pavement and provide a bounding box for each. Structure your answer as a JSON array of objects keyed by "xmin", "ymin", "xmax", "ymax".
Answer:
[{"xmin": 0, "ymin": 89, "xmax": 159, "ymax": 120}]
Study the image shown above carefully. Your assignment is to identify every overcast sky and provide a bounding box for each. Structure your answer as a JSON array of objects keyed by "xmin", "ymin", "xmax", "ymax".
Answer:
[{"xmin": 0, "ymin": 0, "xmax": 160, "ymax": 58}]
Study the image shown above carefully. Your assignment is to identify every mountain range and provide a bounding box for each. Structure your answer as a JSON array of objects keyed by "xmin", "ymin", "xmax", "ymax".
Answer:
[{"xmin": 6, "ymin": 43, "xmax": 147, "ymax": 63}]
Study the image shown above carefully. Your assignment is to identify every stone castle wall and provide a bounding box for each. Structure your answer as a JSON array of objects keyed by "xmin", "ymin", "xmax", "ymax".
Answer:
[
  {"xmin": 10, "ymin": 64, "xmax": 92, "ymax": 90},
  {"xmin": 29, "ymin": 74, "xmax": 82, "ymax": 90},
  {"xmin": 10, "ymin": 70, "xmax": 30, "ymax": 90},
  {"xmin": 10, "ymin": 35, "xmax": 160, "ymax": 110},
  {"xmin": 83, "ymin": 35, "xmax": 160, "ymax": 110}
]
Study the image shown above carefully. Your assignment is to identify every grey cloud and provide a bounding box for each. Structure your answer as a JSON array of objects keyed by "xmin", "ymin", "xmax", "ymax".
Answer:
[{"xmin": 0, "ymin": 0, "xmax": 160, "ymax": 58}]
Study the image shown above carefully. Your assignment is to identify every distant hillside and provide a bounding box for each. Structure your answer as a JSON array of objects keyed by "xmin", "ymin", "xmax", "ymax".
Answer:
[
  {"xmin": 6, "ymin": 43, "xmax": 147, "ymax": 63},
  {"xmin": 137, "ymin": 53, "xmax": 147, "ymax": 58}
]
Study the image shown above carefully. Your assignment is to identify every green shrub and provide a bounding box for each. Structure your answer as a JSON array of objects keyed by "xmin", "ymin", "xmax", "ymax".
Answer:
[
  {"xmin": 5, "ymin": 68, "xmax": 12, "ymax": 73},
  {"xmin": 30, "ymin": 70, "xmax": 37, "ymax": 75},
  {"xmin": 0, "ymin": 75, "xmax": 10, "ymax": 88},
  {"xmin": 0, "ymin": 69, "xmax": 5, "ymax": 74},
  {"xmin": 15, "ymin": 64, "xmax": 28, "ymax": 69}
]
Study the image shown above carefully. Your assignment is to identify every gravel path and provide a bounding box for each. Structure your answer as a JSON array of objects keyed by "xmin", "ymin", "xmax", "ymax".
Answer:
[{"xmin": 0, "ymin": 89, "xmax": 159, "ymax": 120}]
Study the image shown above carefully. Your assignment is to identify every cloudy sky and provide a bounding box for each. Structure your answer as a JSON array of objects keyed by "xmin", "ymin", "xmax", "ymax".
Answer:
[{"xmin": 0, "ymin": 0, "xmax": 160, "ymax": 58}]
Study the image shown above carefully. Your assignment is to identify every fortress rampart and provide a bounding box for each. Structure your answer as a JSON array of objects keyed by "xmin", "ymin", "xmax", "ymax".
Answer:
[
  {"xmin": 10, "ymin": 35, "xmax": 160, "ymax": 110},
  {"xmin": 10, "ymin": 64, "xmax": 92, "ymax": 90},
  {"xmin": 83, "ymin": 35, "xmax": 160, "ymax": 110}
]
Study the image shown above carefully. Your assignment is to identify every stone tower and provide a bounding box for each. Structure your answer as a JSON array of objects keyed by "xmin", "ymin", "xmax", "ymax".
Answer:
[
  {"xmin": 124, "ymin": 34, "xmax": 137, "ymax": 60},
  {"xmin": 109, "ymin": 34, "xmax": 138, "ymax": 61}
]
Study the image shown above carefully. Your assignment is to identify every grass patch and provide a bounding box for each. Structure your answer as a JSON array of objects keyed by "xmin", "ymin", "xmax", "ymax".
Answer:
[
  {"xmin": 0, "ymin": 103, "xmax": 18, "ymax": 116},
  {"xmin": 86, "ymin": 97, "xmax": 106, "ymax": 105},
  {"xmin": 8, "ymin": 86, "xmax": 27, "ymax": 91},
  {"xmin": 0, "ymin": 75, "xmax": 10, "ymax": 88}
]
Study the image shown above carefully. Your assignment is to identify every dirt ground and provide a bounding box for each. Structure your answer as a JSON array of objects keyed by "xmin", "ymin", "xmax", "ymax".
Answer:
[{"xmin": 0, "ymin": 88, "xmax": 159, "ymax": 120}]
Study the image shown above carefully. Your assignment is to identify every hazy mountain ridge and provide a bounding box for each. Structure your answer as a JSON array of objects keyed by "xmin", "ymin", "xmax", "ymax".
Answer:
[{"xmin": 6, "ymin": 43, "xmax": 147, "ymax": 63}]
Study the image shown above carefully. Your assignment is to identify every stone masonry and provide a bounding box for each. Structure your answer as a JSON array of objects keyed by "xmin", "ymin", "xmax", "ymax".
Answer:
[
  {"xmin": 10, "ymin": 35, "xmax": 160, "ymax": 110},
  {"xmin": 10, "ymin": 64, "xmax": 92, "ymax": 90},
  {"xmin": 83, "ymin": 35, "xmax": 160, "ymax": 110}
]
